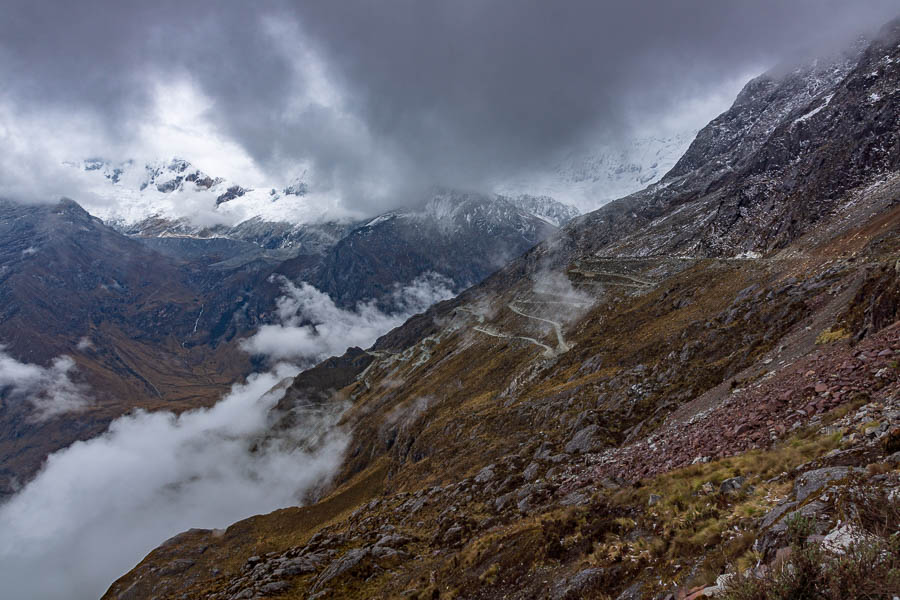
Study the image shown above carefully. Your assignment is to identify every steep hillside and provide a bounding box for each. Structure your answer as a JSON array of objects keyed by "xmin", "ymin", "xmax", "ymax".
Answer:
[
  {"xmin": 551, "ymin": 32, "xmax": 895, "ymax": 260},
  {"xmin": 105, "ymin": 20, "xmax": 900, "ymax": 600}
]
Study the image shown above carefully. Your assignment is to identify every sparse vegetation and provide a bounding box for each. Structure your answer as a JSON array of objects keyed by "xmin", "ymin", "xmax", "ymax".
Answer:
[
  {"xmin": 600, "ymin": 429, "xmax": 846, "ymax": 589},
  {"xmin": 723, "ymin": 488, "xmax": 900, "ymax": 599},
  {"xmin": 815, "ymin": 327, "xmax": 850, "ymax": 344}
]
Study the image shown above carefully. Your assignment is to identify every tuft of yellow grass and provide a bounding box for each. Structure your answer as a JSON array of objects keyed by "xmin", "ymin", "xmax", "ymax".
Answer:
[{"xmin": 815, "ymin": 327, "xmax": 850, "ymax": 344}]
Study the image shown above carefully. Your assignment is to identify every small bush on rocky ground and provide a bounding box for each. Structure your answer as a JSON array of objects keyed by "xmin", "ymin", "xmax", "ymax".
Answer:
[
  {"xmin": 722, "ymin": 490, "xmax": 900, "ymax": 599},
  {"xmin": 815, "ymin": 328, "xmax": 850, "ymax": 344},
  {"xmin": 846, "ymin": 485, "xmax": 900, "ymax": 538}
]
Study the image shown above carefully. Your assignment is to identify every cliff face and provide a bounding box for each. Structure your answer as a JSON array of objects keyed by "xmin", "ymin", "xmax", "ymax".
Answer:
[
  {"xmin": 546, "ymin": 22, "xmax": 899, "ymax": 262},
  {"xmin": 105, "ymin": 20, "xmax": 900, "ymax": 600}
]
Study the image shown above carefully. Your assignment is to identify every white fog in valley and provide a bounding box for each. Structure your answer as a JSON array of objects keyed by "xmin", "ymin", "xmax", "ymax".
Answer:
[
  {"xmin": 0, "ymin": 282, "xmax": 453, "ymax": 600},
  {"xmin": 243, "ymin": 273, "xmax": 456, "ymax": 362},
  {"xmin": 0, "ymin": 347, "xmax": 91, "ymax": 421}
]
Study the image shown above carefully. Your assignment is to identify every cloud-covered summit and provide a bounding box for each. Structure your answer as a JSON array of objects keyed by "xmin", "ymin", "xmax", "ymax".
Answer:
[{"xmin": 1, "ymin": 1, "xmax": 897, "ymax": 217}]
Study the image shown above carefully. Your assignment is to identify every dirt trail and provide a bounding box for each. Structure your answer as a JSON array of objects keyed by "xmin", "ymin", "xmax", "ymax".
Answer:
[
  {"xmin": 473, "ymin": 325, "xmax": 556, "ymax": 357},
  {"xmin": 568, "ymin": 268, "xmax": 654, "ymax": 287},
  {"xmin": 515, "ymin": 298, "xmax": 592, "ymax": 309},
  {"xmin": 461, "ymin": 301, "xmax": 571, "ymax": 357},
  {"xmin": 507, "ymin": 302, "xmax": 570, "ymax": 352},
  {"xmin": 582, "ymin": 270, "xmax": 654, "ymax": 286}
]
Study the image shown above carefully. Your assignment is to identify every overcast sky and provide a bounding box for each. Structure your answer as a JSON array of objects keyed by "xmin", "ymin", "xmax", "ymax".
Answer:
[{"xmin": 1, "ymin": 0, "xmax": 897, "ymax": 216}]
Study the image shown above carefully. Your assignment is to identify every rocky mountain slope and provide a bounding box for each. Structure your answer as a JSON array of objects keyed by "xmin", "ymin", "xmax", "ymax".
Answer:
[
  {"xmin": 552, "ymin": 35, "xmax": 892, "ymax": 261},
  {"xmin": 125, "ymin": 187, "xmax": 572, "ymax": 310},
  {"xmin": 310, "ymin": 191, "xmax": 560, "ymax": 308},
  {"xmin": 77, "ymin": 154, "xmax": 580, "ymax": 305},
  {"xmin": 105, "ymin": 19, "xmax": 900, "ymax": 600}
]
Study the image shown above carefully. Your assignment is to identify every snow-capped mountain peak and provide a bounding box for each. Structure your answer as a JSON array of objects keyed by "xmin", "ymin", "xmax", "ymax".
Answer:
[
  {"xmin": 66, "ymin": 157, "xmax": 323, "ymax": 229},
  {"xmin": 67, "ymin": 158, "xmax": 583, "ymax": 245}
]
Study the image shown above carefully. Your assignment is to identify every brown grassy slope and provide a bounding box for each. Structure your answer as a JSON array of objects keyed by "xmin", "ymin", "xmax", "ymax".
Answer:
[{"xmin": 103, "ymin": 181, "xmax": 900, "ymax": 599}]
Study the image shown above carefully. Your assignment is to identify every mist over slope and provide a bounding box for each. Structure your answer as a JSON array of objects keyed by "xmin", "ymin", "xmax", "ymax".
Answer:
[
  {"xmin": 0, "ymin": 272, "xmax": 457, "ymax": 600},
  {"xmin": 0, "ymin": 184, "xmax": 567, "ymax": 501},
  {"xmin": 0, "ymin": 366, "xmax": 326, "ymax": 600}
]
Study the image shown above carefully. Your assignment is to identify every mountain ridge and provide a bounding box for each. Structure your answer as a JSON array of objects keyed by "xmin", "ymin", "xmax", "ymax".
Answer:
[{"xmin": 0, "ymin": 187, "xmax": 575, "ymax": 499}]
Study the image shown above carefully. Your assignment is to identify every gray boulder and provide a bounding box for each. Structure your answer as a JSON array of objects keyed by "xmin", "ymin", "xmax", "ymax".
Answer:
[
  {"xmin": 475, "ymin": 464, "xmax": 496, "ymax": 484},
  {"xmin": 565, "ymin": 425, "xmax": 600, "ymax": 454},
  {"xmin": 794, "ymin": 467, "xmax": 861, "ymax": 502},
  {"xmin": 551, "ymin": 567, "xmax": 604, "ymax": 599},
  {"xmin": 720, "ymin": 476, "xmax": 746, "ymax": 494},
  {"xmin": 259, "ymin": 581, "xmax": 291, "ymax": 595},
  {"xmin": 311, "ymin": 548, "xmax": 370, "ymax": 593}
]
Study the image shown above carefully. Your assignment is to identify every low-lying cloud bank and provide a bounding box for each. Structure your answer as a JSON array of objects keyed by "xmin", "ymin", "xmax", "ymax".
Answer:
[
  {"xmin": 0, "ymin": 346, "xmax": 90, "ymax": 421},
  {"xmin": 0, "ymin": 279, "xmax": 456, "ymax": 600},
  {"xmin": 242, "ymin": 273, "xmax": 456, "ymax": 363},
  {"xmin": 0, "ymin": 364, "xmax": 345, "ymax": 599}
]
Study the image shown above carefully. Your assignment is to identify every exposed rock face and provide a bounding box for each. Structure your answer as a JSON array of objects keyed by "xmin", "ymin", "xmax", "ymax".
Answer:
[
  {"xmin": 794, "ymin": 467, "xmax": 862, "ymax": 501},
  {"xmin": 565, "ymin": 424, "xmax": 601, "ymax": 454},
  {"xmin": 215, "ymin": 185, "xmax": 248, "ymax": 206}
]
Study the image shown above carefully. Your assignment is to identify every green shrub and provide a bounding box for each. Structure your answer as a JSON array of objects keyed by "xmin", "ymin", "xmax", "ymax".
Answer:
[{"xmin": 723, "ymin": 487, "xmax": 900, "ymax": 599}]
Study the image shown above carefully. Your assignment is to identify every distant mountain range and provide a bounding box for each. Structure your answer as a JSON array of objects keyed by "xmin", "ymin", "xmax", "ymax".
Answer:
[
  {"xmin": 66, "ymin": 156, "xmax": 317, "ymax": 227},
  {"xmin": 67, "ymin": 130, "xmax": 689, "ymax": 230},
  {"xmin": 0, "ymin": 186, "xmax": 575, "ymax": 497},
  {"xmin": 67, "ymin": 155, "xmax": 579, "ymax": 232}
]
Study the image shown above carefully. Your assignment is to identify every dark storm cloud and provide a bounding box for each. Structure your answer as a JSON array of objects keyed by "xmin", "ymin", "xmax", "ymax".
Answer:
[
  {"xmin": 0, "ymin": 2, "xmax": 295, "ymax": 135},
  {"xmin": 1, "ymin": 0, "xmax": 898, "ymax": 213},
  {"xmin": 290, "ymin": 0, "xmax": 900, "ymax": 189}
]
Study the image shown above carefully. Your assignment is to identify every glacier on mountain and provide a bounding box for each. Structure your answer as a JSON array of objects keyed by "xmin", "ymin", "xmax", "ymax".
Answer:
[{"xmin": 493, "ymin": 132, "xmax": 697, "ymax": 212}]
